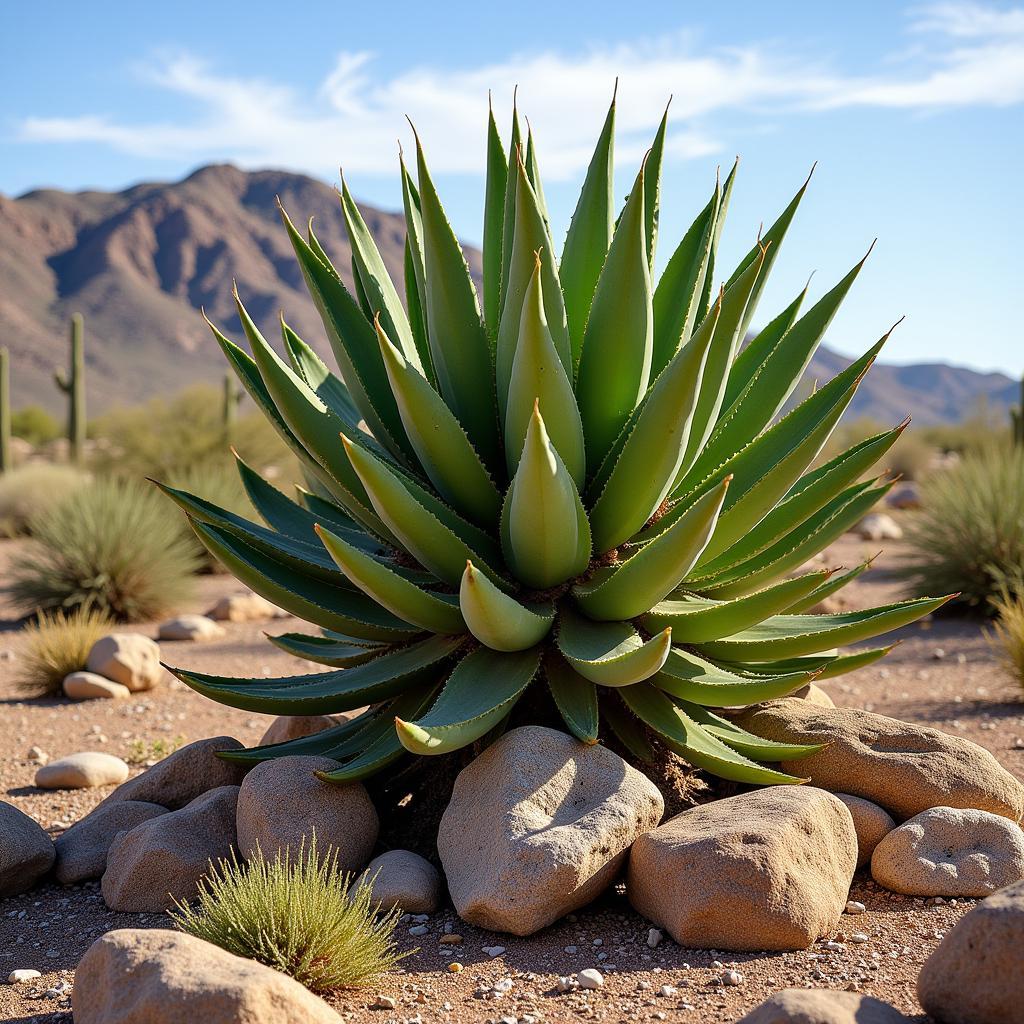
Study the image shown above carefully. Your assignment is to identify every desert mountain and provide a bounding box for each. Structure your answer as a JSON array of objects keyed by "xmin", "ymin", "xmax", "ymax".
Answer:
[{"xmin": 0, "ymin": 163, "xmax": 1015, "ymax": 424}]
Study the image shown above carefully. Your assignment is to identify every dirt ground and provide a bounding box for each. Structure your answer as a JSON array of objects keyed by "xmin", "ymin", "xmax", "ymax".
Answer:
[{"xmin": 1, "ymin": 531, "xmax": 1022, "ymax": 1024}]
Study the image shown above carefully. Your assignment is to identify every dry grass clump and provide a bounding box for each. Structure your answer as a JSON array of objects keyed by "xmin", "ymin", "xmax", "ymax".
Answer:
[
  {"xmin": 990, "ymin": 589, "xmax": 1024, "ymax": 693},
  {"xmin": 169, "ymin": 836, "xmax": 409, "ymax": 993},
  {"xmin": 0, "ymin": 463, "xmax": 89, "ymax": 536},
  {"xmin": 14, "ymin": 606, "xmax": 113, "ymax": 697}
]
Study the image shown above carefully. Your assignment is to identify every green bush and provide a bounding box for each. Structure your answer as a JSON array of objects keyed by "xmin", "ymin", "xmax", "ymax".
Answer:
[
  {"xmin": 11, "ymin": 406, "xmax": 61, "ymax": 446},
  {"xmin": 989, "ymin": 589, "xmax": 1024, "ymax": 694},
  {"xmin": 170, "ymin": 836, "xmax": 409, "ymax": 993},
  {"xmin": 0, "ymin": 463, "xmax": 89, "ymax": 536},
  {"xmin": 14, "ymin": 606, "xmax": 114, "ymax": 697},
  {"xmin": 900, "ymin": 441, "xmax": 1024, "ymax": 610},
  {"xmin": 5, "ymin": 477, "xmax": 199, "ymax": 620}
]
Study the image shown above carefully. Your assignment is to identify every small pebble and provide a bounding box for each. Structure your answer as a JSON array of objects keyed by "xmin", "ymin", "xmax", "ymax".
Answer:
[
  {"xmin": 482, "ymin": 945, "xmax": 506, "ymax": 958},
  {"xmin": 722, "ymin": 970, "xmax": 744, "ymax": 987},
  {"xmin": 408, "ymin": 924, "xmax": 429, "ymax": 936},
  {"xmin": 845, "ymin": 900, "xmax": 866, "ymax": 915},
  {"xmin": 658, "ymin": 984, "xmax": 677, "ymax": 997},
  {"xmin": 448, "ymin": 962, "xmax": 463, "ymax": 973},
  {"xmin": 493, "ymin": 978, "xmax": 514, "ymax": 994},
  {"xmin": 373, "ymin": 995, "xmax": 397, "ymax": 1009},
  {"xmin": 850, "ymin": 932, "xmax": 870, "ymax": 943},
  {"xmin": 556, "ymin": 976, "xmax": 575, "ymax": 993},
  {"xmin": 438, "ymin": 934, "xmax": 462, "ymax": 945},
  {"xmin": 647, "ymin": 928, "xmax": 663, "ymax": 949},
  {"xmin": 577, "ymin": 968, "xmax": 604, "ymax": 990},
  {"xmin": 8, "ymin": 970, "xmax": 42, "ymax": 983},
  {"xmin": 26, "ymin": 747, "xmax": 48, "ymax": 764}
]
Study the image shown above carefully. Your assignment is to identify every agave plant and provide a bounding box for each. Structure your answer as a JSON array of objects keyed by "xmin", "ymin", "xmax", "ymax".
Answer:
[{"xmin": 160, "ymin": 91, "xmax": 948, "ymax": 786}]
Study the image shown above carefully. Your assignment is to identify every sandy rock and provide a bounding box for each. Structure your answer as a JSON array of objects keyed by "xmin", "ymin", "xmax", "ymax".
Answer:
[
  {"xmin": 918, "ymin": 878, "xmax": 1024, "ymax": 1024},
  {"xmin": 35, "ymin": 752, "xmax": 129, "ymax": 790},
  {"xmin": 439, "ymin": 725, "xmax": 664, "ymax": 936},
  {"xmin": 102, "ymin": 786, "xmax": 239, "ymax": 911},
  {"xmin": 871, "ymin": 806, "xmax": 1024, "ymax": 897},
  {"xmin": 628, "ymin": 787, "xmax": 857, "ymax": 951},
  {"xmin": 733, "ymin": 701, "xmax": 1024, "ymax": 822},
  {"xmin": 360, "ymin": 849, "xmax": 441, "ymax": 914},
  {"xmin": 856, "ymin": 512, "xmax": 903, "ymax": 541},
  {"xmin": 792, "ymin": 682, "xmax": 835, "ymax": 707},
  {"xmin": 887, "ymin": 482, "xmax": 921, "ymax": 510},
  {"xmin": 73, "ymin": 928, "xmax": 341, "ymax": 1023},
  {"xmin": 236, "ymin": 755, "xmax": 377, "ymax": 871},
  {"xmin": 26, "ymin": 745, "xmax": 48, "ymax": 764},
  {"xmin": 86, "ymin": 633, "xmax": 163, "ymax": 691},
  {"xmin": 96, "ymin": 735, "xmax": 246, "ymax": 811},
  {"xmin": 54, "ymin": 800, "xmax": 167, "ymax": 885},
  {"xmin": 258, "ymin": 715, "xmax": 339, "ymax": 746},
  {"xmin": 836, "ymin": 794, "xmax": 896, "ymax": 869},
  {"xmin": 0, "ymin": 801, "xmax": 55, "ymax": 897},
  {"xmin": 62, "ymin": 671, "xmax": 131, "ymax": 700},
  {"xmin": 738, "ymin": 987, "xmax": 910, "ymax": 1022},
  {"xmin": 207, "ymin": 591, "xmax": 281, "ymax": 622},
  {"xmin": 157, "ymin": 614, "xmax": 226, "ymax": 642}
]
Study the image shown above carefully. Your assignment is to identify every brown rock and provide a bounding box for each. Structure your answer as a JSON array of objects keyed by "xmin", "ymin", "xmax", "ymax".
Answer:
[
  {"xmin": 738, "ymin": 988, "xmax": 910, "ymax": 1022},
  {"xmin": 54, "ymin": 800, "xmax": 167, "ymax": 885},
  {"xmin": 439, "ymin": 726, "xmax": 664, "ymax": 936},
  {"xmin": 792, "ymin": 682, "xmax": 835, "ymax": 707},
  {"xmin": 360, "ymin": 849, "xmax": 441, "ymax": 914},
  {"xmin": 157, "ymin": 614, "xmax": 226, "ymax": 642},
  {"xmin": 836, "ymin": 793, "xmax": 896, "ymax": 869},
  {"xmin": 207, "ymin": 592, "xmax": 281, "ymax": 622},
  {"xmin": 733, "ymin": 701, "xmax": 1024, "ymax": 822},
  {"xmin": 628, "ymin": 787, "xmax": 857, "ymax": 951},
  {"xmin": 258, "ymin": 715, "xmax": 338, "ymax": 747},
  {"xmin": 102, "ymin": 786, "xmax": 238, "ymax": 911},
  {"xmin": 236, "ymin": 756, "xmax": 377, "ymax": 871},
  {"xmin": 86, "ymin": 633, "xmax": 163, "ymax": 691},
  {"xmin": 918, "ymin": 879, "xmax": 1024, "ymax": 1024},
  {"xmin": 73, "ymin": 928, "xmax": 341, "ymax": 1023},
  {"xmin": 0, "ymin": 801, "xmax": 54, "ymax": 897}
]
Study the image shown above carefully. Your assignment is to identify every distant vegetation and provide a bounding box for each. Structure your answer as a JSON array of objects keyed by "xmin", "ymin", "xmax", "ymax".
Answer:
[{"xmin": 14, "ymin": 606, "xmax": 113, "ymax": 697}]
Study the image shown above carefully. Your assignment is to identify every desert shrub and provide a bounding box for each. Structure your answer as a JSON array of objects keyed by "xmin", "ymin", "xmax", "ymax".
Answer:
[
  {"xmin": 989, "ymin": 589, "xmax": 1024, "ymax": 692},
  {"xmin": 884, "ymin": 429, "xmax": 936, "ymax": 482},
  {"xmin": 13, "ymin": 606, "xmax": 114, "ymax": 697},
  {"xmin": 900, "ymin": 441, "xmax": 1024, "ymax": 610},
  {"xmin": 11, "ymin": 406, "xmax": 61, "ymax": 446},
  {"xmin": 0, "ymin": 463, "xmax": 89, "ymax": 535},
  {"xmin": 5, "ymin": 477, "xmax": 199, "ymax": 620},
  {"xmin": 170, "ymin": 836, "xmax": 408, "ymax": 992}
]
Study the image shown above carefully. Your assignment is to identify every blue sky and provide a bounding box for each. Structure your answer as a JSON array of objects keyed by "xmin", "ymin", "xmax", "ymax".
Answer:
[{"xmin": 3, "ymin": 0, "xmax": 1023, "ymax": 376}]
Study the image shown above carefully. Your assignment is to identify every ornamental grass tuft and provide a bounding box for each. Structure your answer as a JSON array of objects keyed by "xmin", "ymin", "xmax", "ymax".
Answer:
[
  {"xmin": 14, "ymin": 605, "xmax": 114, "ymax": 697},
  {"xmin": 989, "ymin": 588, "xmax": 1024, "ymax": 694}
]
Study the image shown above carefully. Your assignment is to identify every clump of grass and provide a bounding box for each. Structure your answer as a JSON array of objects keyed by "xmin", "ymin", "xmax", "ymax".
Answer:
[
  {"xmin": 125, "ymin": 735, "xmax": 185, "ymax": 766},
  {"xmin": 14, "ymin": 606, "xmax": 114, "ymax": 697},
  {"xmin": 899, "ymin": 441, "xmax": 1024, "ymax": 611},
  {"xmin": 170, "ymin": 836, "xmax": 409, "ymax": 993},
  {"xmin": 5, "ymin": 477, "xmax": 200, "ymax": 621},
  {"xmin": 0, "ymin": 463, "xmax": 89, "ymax": 536},
  {"xmin": 990, "ymin": 589, "xmax": 1024, "ymax": 693}
]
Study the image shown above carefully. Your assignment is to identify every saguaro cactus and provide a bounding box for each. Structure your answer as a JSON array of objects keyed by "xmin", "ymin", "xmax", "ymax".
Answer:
[
  {"xmin": 0, "ymin": 347, "xmax": 10, "ymax": 474},
  {"xmin": 55, "ymin": 313, "xmax": 86, "ymax": 465},
  {"xmin": 222, "ymin": 371, "xmax": 241, "ymax": 441},
  {"xmin": 1012, "ymin": 375, "xmax": 1024, "ymax": 446}
]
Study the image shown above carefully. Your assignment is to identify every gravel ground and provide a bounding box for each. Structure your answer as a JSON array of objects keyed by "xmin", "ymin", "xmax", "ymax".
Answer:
[{"xmin": 1, "ymin": 532, "xmax": 1022, "ymax": 1024}]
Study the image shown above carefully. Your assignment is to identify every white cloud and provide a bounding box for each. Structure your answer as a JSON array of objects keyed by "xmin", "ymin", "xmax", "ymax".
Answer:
[{"xmin": 16, "ymin": 3, "xmax": 1024, "ymax": 179}]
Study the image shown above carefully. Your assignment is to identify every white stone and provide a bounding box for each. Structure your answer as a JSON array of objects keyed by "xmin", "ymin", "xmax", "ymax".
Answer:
[
  {"xmin": 157, "ymin": 615, "xmax": 225, "ymax": 642},
  {"xmin": 206, "ymin": 592, "xmax": 282, "ymax": 622},
  {"xmin": 647, "ymin": 928, "xmax": 663, "ymax": 948},
  {"xmin": 86, "ymin": 633, "xmax": 163, "ymax": 692},
  {"xmin": 35, "ymin": 752, "xmax": 129, "ymax": 790},
  {"xmin": 855, "ymin": 512, "xmax": 903, "ymax": 541},
  {"xmin": 8, "ymin": 969, "xmax": 42, "ymax": 983},
  {"xmin": 63, "ymin": 671, "xmax": 131, "ymax": 701},
  {"xmin": 846, "ymin": 900, "xmax": 866, "ymax": 914},
  {"xmin": 577, "ymin": 969, "xmax": 604, "ymax": 990}
]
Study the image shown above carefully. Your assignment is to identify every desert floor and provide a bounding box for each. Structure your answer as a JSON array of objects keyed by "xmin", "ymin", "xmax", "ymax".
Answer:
[{"xmin": 1, "ymin": 533, "xmax": 1021, "ymax": 1024}]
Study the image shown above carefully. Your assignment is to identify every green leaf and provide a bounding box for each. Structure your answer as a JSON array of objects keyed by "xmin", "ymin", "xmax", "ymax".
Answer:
[
  {"xmin": 643, "ymin": 102, "xmax": 669, "ymax": 269},
  {"xmin": 783, "ymin": 559, "xmax": 874, "ymax": 614},
  {"xmin": 316, "ymin": 523, "xmax": 465, "ymax": 634},
  {"xmin": 524, "ymin": 124, "xmax": 552, "ymax": 237},
  {"xmin": 695, "ymin": 157, "xmax": 738, "ymax": 324},
  {"xmin": 602, "ymin": 696, "xmax": 656, "ymax": 763},
  {"xmin": 501, "ymin": 403, "xmax": 591, "ymax": 588},
  {"xmin": 503, "ymin": 255, "xmax": 585, "ymax": 484},
  {"xmin": 653, "ymin": 647, "xmax": 813, "ymax": 707},
  {"xmin": 560, "ymin": 88, "xmax": 615, "ymax": 366},
  {"xmin": 545, "ymin": 653, "xmax": 599, "ymax": 743},
  {"xmin": 573, "ymin": 477, "xmax": 729, "ymax": 620},
  {"xmin": 717, "ymin": 644, "xmax": 895, "ymax": 682},
  {"xmin": 396, "ymin": 645, "xmax": 541, "ymax": 754},
  {"xmin": 678, "ymin": 701, "xmax": 823, "ymax": 761},
  {"xmin": 483, "ymin": 98, "xmax": 508, "ymax": 337},
  {"xmin": 576, "ymin": 158, "xmax": 654, "ymax": 469},
  {"xmin": 266, "ymin": 631, "xmax": 388, "ymax": 668},
  {"xmin": 556, "ymin": 608, "xmax": 671, "ymax": 687},
  {"xmin": 499, "ymin": 101, "xmax": 524, "ymax": 321},
  {"xmin": 280, "ymin": 318, "xmax": 363, "ymax": 428},
  {"xmin": 400, "ymin": 151, "xmax": 436, "ymax": 384},
  {"xmin": 460, "ymin": 560, "xmax": 554, "ymax": 651}
]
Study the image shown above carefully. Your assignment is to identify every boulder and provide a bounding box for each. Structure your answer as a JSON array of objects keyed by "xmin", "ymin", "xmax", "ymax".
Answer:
[
  {"xmin": 207, "ymin": 592, "xmax": 282, "ymax": 622},
  {"xmin": 359, "ymin": 849, "xmax": 441, "ymax": 914},
  {"xmin": 733, "ymin": 701, "xmax": 1024, "ymax": 822},
  {"xmin": 102, "ymin": 786, "xmax": 239, "ymax": 911},
  {"xmin": 792, "ymin": 682, "xmax": 835, "ymax": 707},
  {"xmin": 73, "ymin": 928, "xmax": 341, "ymax": 1023},
  {"xmin": 738, "ymin": 988, "xmax": 910, "ymax": 1023},
  {"xmin": 628, "ymin": 787, "xmax": 857, "ymax": 951},
  {"xmin": 439, "ymin": 725, "xmax": 664, "ymax": 936},
  {"xmin": 62, "ymin": 671, "xmax": 131, "ymax": 700},
  {"xmin": 96, "ymin": 735, "xmax": 246, "ymax": 811},
  {"xmin": 35, "ymin": 752, "xmax": 129, "ymax": 790},
  {"xmin": 871, "ymin": 806, "xmax": 1024, "ymax": 897},
  {"xmin": 0, "ymin": 801, "xmax": 55, "ymax": 897},
  {"xmin": 856, "ymin": 512, "xmax": 903, "ymax": 541},
  {"xmin": 836, "ymin": 794, "xmax": 896, "ymax": 869},
  {"xmin": 157, "ymin": 614, "xmax": 226, "ymax": 642},
  {"xmin": 54, "ymin": 800, "xmax": 167, "ymax": 885},
  {"xmin": 258, "ymin": 715, "xmax": 339, "ymax": 747},
  {"xmin": 86, "ymin": 633, "xmax": 163, "ymax": 691},
  {"xmin": 918, "ymin": 879, "xmax": 1024, "ymax": 1024},
  {"xmin": 236, "ymin": 756, "xmax": 377, "ymax": 871}
]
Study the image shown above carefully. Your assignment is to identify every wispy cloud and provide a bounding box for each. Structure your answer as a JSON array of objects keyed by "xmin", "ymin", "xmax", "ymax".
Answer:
[{"xmin": 17, "ymin": 2, "xmax": 1024, "ymax": 179}]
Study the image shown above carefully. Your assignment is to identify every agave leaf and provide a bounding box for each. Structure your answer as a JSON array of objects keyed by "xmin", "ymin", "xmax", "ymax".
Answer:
[
  {"xmin": 501, "ymin": 404, "xmax": 591, "ymax": 588},
  {"xmin": 678, "ymin": 701, "xmax": 823, "ymax": 760},
  {"xmin": 483, "ymin": 98, "xmax": 509, "ymax": 336},
  {"xmin": 296, "ymin": 487, "xmax": 369, "ymax": 539},
  {"xmin": 504, "ymin": 256, "xmax": 585, "ymax": 484},
  {"xmin": 460, "ymin": 560, "xmax": 554, "ymax": 651},
  {"xmin": 499, "ymin": 101, "xmax": 524, "ymax": 319},
  {"xmin": 396, "ymin": 645, "xmax": 541, "ymax": 754},
  {"xmin": 698, "ymin": 595, "xmax": 952, "ymax": 661},
  {"xmin": 560, "ymin": 89, "xmax": 615, "ymax": 365},
  {"xmin": 783, "ymin": 559, "xmax": 874, "ymax": 614},
  {"xmin": 643, "ymin": 102, "xmax": 669, "ymax": 269},
  {"xmin": 602, "ymin": 696, "xmax": 656, "ymax": 763},
  {"xmin": 280, "ymin": 317, "xmax": 365, "ymax": 429},
  {"xmin": 412, "ymin": 128, "xmax": 500, "ymax": 470},
  {"xmin": 170, "ymin": 634, "xmax": 463, "ymax": 715},
  {"xmin": 316, "ymin": 524, "xmax": 465, "ymax": 635},
  {"xmin": 556, "ymin": 608, "xmax": 671, "ymax": 687},
  {"xmin": 718, "ymin": 644, "xmax": 895, "ymax": 682},
  {"xmin": 574, "ymin": 477, "xmax": 729, "ymax": 621},
  {"xmin": 620, "ymin": 683, "xmax": 807, "ymax": 785},
  {"xmin": 524, "ymin": 124, "xmax": 552, "ymax": 237},
  {"xmin": 576, "ymin": 158, "xmax": 654, "ymax": 468},
  {"xmin": 545, "ymin": 652, "xmax": 599, "ymax": 743},
  {"xmin": 695, "ymin": 157, "xmax": 738, "ymax": 323},
  {"xmin": 653, "ymin": 647, "xmax": 813, "ymax": 707},
  {"xmin": 399, "ymin": 151, "xmax": 436, "ymax": 383},
  {"xmin": 374, "ymin": 317, "xmax": 501, "ymax": 525},
  {"xmin": 266, "ymin": 631, "xmax": 388, "ymax": 668}
]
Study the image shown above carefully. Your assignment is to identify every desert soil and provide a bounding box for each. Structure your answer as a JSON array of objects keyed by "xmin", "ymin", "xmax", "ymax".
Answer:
[{"xmin": 1, "ymin": 531, "xmax": 1022, "ymax": 1024}]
